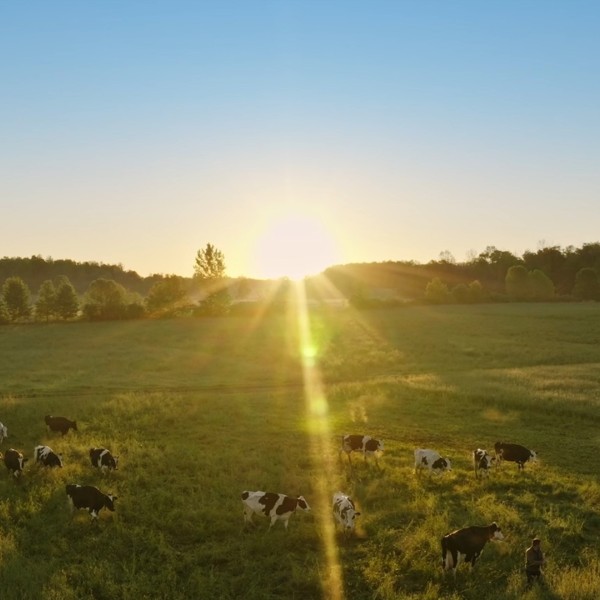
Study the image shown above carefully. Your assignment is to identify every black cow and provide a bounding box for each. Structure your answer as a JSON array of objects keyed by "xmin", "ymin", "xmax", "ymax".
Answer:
[
  {"xmin": 90, "ymin": 448, "xmax": 118, "ymax": 472},
  {"xmin": 3, "ymin": 448, "xmax": 28, "ymax": 478},
  {"xmin": 494, "ymin": 442, "xmax": 537, "ymax": 470},
  {"xmin": 340, "ymin": 435, "xmax": 384, "ymax": 466},
  {"xmin": 45, "ymin": 415, "xmax": 77, "ymax": 436},
  {"xmin": 66, "ymin": 484, "xmax": 117, "ymax": 520},
  {"xmin": 34, "ymin": 445, "xmax": 63, "ymax": 468},
  {"xmin": 442, "ymin": 522, "xmax": 504, "ymax": 575}
]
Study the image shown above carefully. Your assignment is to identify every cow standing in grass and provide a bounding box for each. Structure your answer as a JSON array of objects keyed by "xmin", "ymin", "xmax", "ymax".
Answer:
[
  {"xmin": 90, "ymin": 448, "xmax": 118, "ymax": 472},
  {"xmin": 494, "ymin": 442, "xmax": 537, "ymax": 470},
  {"xmin": 45, "ymin": 415, "xmax": 77, "ymax": 436},
  {"xmin": 473, "ymin": 448, "xmax": 496, "ymax": 479},
  {"xmin": 241, "ymin": 491, "xmax": 310, "ymax": 530},
  {"xmin": 3, "ymin": 449, "xmax": 27, "ymax": 478},
  {"xmin": 414, "ymin": 448, "xmax": 452, "ymax": 477},
  {"xmin": 34, "ymin": 445, "xmax": 63, "ymax": 468},
  {"xmin": 332, "ymin": 492, "xmax": 360, "ymax": 535},
  {"xmin": 442, "ymin": 522, "xmax": 504, "ymax": 575},
  {"xmin": 340, "ymin": 435, "xmax": 384, "ymax": 467},
  {"xmin": 66, "ymin": 484, "xmax": 117, "ymax": 520}
]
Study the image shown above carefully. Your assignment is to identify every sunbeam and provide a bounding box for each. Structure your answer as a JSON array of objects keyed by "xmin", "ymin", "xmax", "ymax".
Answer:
[{"xmin": 295, "ymin": 280, "xmax": 344, "ymax": 600}]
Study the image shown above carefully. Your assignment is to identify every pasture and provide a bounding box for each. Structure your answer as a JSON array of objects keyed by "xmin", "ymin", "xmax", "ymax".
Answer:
[{"xmin": 1, "ymin": 303, "xmax": 600, "ymax": 599}]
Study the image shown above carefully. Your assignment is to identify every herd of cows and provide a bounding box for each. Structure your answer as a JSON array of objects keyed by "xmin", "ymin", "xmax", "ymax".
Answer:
[
  {"xmin": 0, "ymin": 415, "xmax": 119, "ymax": 519},
  {"xmin": 1, "ymin": 416, "xmax": 539, "ymax": 577},
  {"xmin": 241, "ymin": 433, "xmax": 538, "ymax": 576}
]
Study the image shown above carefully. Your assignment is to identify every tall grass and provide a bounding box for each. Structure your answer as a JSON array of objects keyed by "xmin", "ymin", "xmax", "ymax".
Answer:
[{"xmin": 0, "ymin": 303, "xmax": 599, "ymax": 598}]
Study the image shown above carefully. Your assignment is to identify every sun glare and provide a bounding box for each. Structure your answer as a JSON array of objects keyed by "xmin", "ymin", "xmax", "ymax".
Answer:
[{"xmin": 252, "ymin": 214, "xmax": 339, "ymax": 280}]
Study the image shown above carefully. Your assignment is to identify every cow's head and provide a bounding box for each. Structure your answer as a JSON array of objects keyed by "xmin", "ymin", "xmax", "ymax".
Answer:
[
  {"xmin": 105, "ymin": 493, "xmax": 118, "ymax": 512},
  {"xmin": 490, "ymin": 522, "xmax": 504, "ymax": 541},
  {"xmin": 432, "ymin": 457, "xmax": 451, "ymax": 472},
  {"xmin": 529, "ymin": 450, "xmax": 538, "ymax": 462},
  {"xmin": 296, "ymin": 496, "xmax": 310, "ymax": 512},
  {"xmin": 71, "ymin": 421, "xmax": 78, "ymax": 431}
]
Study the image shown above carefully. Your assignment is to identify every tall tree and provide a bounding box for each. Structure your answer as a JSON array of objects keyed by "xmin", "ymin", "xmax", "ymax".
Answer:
[
  {"xmin": 528, "ymin": 269, "xmax": 555, "ymax": 301},
  {"xmin": 35, "ymin": 279, "xmax": 57, "ymax": 321},
  {"xmin": 55, "ymin": 277, "xmax": 80, "ymax": 319},
  {"xmin": 193, "ymin": 243, "xmax": 230, "ymax": 315},
  {"xmin": 2, "ymin": 276, "xmax": 31, "ymax": 321},
  {"xmin": 82, "ymin": 279, "xmax": 128, "ymax": 320}
]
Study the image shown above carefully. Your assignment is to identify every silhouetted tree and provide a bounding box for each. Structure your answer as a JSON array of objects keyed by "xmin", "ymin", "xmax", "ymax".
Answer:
[
  {"xmin": 528, "ymin": 269, "xmax": 555, "ymax": 301},
  {"xmin": 193, "ymin": 243, "xmax": 230, "ymax": 315},
  {"xmin": 146, "ymin": 275, "xmax": 189, "ymax": 316},
  {"xmin": 82, "ymin": 278, "xmax": 144, "ymax": 320},
  {"xmin": 55, "ymin": 278, "xmax": 80, "ymax": 319},
  {"xmin": 505, "ymin": 265, "xmax": 530, "ymax": 301},
  {"xmin": 35, "ymin": 280, "xmax": 57, "ymax": 321},
  {"xmin": 2, "ymin": 276, "xmax": 31, "ymax": 321},
  {"xmin": 425, "ymin": 278, "xmax": 450, "ymax": 304}
]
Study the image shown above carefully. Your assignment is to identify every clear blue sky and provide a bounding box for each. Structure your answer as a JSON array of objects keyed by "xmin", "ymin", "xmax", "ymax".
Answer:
[{"xmin": 1, "ymin": 1, "xmax": 599, "ymax": 278}]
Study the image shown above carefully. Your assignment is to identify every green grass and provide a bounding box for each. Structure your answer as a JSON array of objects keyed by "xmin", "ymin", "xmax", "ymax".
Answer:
[{"xmin": 1, "ymin": 303, "xmax": 600, "ymax": 598}]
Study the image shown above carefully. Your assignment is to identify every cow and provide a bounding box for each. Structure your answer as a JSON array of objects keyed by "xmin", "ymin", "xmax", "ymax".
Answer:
[
  {"xmin": 241, "ymin": 491, "xmax": 310, "ymax": 530},
  {"xmin": 442, "ymin": 522, "xmax": 504, "ymax": 575},
  {"xmin": 414, "ymin": 448, "xmax": 452, "ymax": 476},
  {"xmin": 0, "ymin": 422, "xmax": 7, "ymax": 443},
  {"xmin": 66, "ymin": 484, "xmax": 117, "ymax": 520},
  {"xmin": 494, "ymin": 442, "xmax": 537, "ymax": 470},
  {"xmin": 473, "ymin": 448, "xmax": 496, "ymax": 479},
  {"xmin": 332, "ymin": 492, "xmax": 360, "ymax": 535},
  {"xmin": 45, "ymin": 415, "xmax": 77, "ymax": 436},
  {"xmin": 340, "ymin": 435, "xmax": 384, "ymax": 466},
  {"xmin": 3, "ymin": 448, "xmax": 28, "ymax": 478},
  {"xmin": 89, "ymin": 448, "xmax": 118, "ymax": 472},
  {"xmin": 34, "ymin": 445, "xmax": 63, "ymax": 468}
]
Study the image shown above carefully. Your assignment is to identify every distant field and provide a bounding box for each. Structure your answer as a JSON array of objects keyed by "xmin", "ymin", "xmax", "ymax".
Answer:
[{"xmin": 1, "ymin": 303, "xmax": 600, "ymax": 599}]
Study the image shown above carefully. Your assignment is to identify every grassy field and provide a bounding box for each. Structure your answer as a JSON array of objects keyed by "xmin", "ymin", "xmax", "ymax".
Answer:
[{"xmin": 1, "ymin": 303, "xmax": 600, "ymax": 599}]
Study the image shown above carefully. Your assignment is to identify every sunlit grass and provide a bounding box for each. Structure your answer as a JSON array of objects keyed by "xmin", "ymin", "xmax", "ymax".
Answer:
[{"xmin": 0, "ymin": 304, "xmax": 600, "ymax": 597}]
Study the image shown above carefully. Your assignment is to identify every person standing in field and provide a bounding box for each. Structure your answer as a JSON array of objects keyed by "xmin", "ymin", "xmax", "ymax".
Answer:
[{"xmin": 525, "ymin": 537, "xmax": 545, "ymax": 586}]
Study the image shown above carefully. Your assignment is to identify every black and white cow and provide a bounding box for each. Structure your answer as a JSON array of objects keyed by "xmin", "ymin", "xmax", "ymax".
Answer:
[
  {"xmin": 89, "ymin": 448, "xmax": 118, "ymax": 472},
  {"xmin": 0, "ymin": 422, "xmax": 7, "ymax": 443},
  {"xmin": 34, "ymin": 445, "xmax": 63, "ymax": 468},
  {"xmin": 332, "ymin": 492, "xmax": 360, "ymax": 534},
  {"xmin": 241, "ymin": 491, "xmax": 310, "ymax": 530},
  {"xmin": 45, "ymin": 415, "xmax": 77, "ymax": 436},
  {"xmin": 442, "ymin": 522, "xmax": 504, "ymax": 575},
  {"xmin": 340, "ymin": 435, "xmax": 384, "ymax": 466},
  {"xmin": 414, "ymin": 448, "xmax": 452, "ymax": 476},
  {"xmin": 66, "ymin": 484, "xmax": 117, "ymax": 520},
  {"xmin": 3, "ymin": 448, "xmax": 28, "ymax": 478},
  {"xmin": 494, "ymin": 442, "xmax": 537, "ymax": 470},
  {"xmin": 473, "ymin": 448, "xmax": 496, "ymax": 479}
]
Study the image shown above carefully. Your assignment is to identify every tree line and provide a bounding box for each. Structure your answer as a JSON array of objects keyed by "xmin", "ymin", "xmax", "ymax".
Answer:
[{"xmin": 1, "ymin": 242, "xmax": 600, "ymax": 324}]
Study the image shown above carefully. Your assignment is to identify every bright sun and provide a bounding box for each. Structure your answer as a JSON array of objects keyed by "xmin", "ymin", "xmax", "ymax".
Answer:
[{"xmin": 252, "ymin": 214, "xmax": 339, "ymax": 280}]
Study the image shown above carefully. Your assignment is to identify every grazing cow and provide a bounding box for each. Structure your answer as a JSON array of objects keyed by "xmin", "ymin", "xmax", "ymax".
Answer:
[
  {"xmin": 66, "ymin": 484, "xmax": 117, "ymax": 520},
  {"xmin": 45, "ymin": 415, "xmax": 77, "ymax": 436},
  {"xmin": 473, "ymin": 448, "xmax": 496, "ymax": 479},
  {"xmin": 89, "ymin": 448, "xmax": 118, "ymax": 472},
  {"xmin": 0, "ymin": 422, "xmax": 7, "ymax": 443},
  {"xmin": 241, "ymin": 491, "xmax": 310, "ymax": 530},
  {"xmin": 34, "ymin": 445, "xmax": 63, "ymax": 468},
  {"xmin": 340, "ymin": 435, "xmax": 384, "ymax": 466},
  {"xmin": 332, "ymin": 492, "xmax": 361, "ymax": 534},
  {"xmin": 442, "ymin": 522, "xmax": 504, "ymax": 575},
  {"xmin": 494, "ymin": 442, "xmax": 537, "ymax": 470},
  {"xmin": 414, "ymin": 448, "xmax": 452, "ymax": 476},
  {"xmin": 3, "ymin": 448, "xmax": 28, "ymax": 478}
]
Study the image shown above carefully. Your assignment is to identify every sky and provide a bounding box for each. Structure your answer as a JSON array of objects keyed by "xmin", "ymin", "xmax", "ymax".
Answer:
[{"xmin": 1, "ymin": 1, "xmax": 599, "ymax": 279}]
